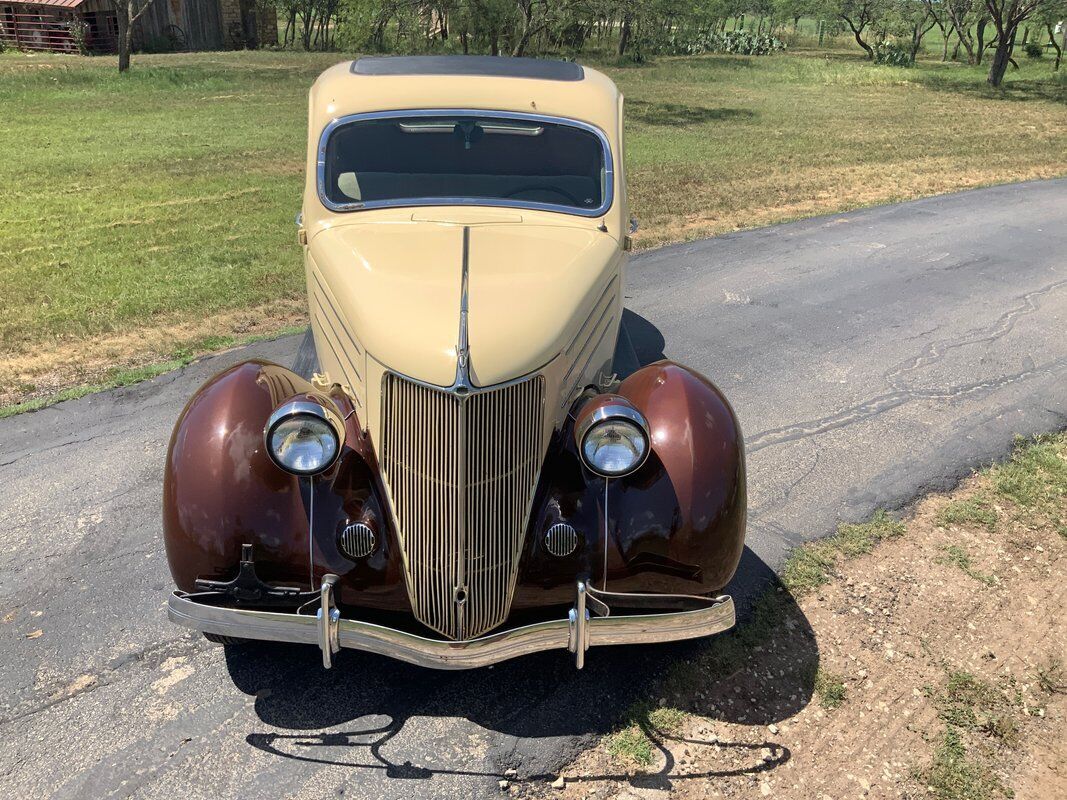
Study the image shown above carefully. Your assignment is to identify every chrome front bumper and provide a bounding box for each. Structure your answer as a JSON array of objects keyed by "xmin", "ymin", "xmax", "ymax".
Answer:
[{"xmin": 168, "ymin": 577, "xmax": 735, "ymax": 670}]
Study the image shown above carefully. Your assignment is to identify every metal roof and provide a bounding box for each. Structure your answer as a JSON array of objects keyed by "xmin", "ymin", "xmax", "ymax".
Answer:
[
  {"xmin": 3, "ymin": 0, "xmax": 88, "ymax": 7},
  {"xmin": 351, "ymin": 56, "xmax": 585, "ymax": 82}
]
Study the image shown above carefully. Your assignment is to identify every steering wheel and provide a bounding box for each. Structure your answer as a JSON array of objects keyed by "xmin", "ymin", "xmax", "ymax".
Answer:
[{"xmin": 503, "ymin": 186, "xmax": 582, "ymax": 206}]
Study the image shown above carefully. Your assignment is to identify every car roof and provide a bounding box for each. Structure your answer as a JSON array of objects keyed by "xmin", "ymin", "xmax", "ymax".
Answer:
[
  {"xmin": 308, "ymin": 57, "xmax": 620, "ymax": 138},
  {"xmin": 351, "ymin": 56, "xmax": 585, "ymax": 82}
]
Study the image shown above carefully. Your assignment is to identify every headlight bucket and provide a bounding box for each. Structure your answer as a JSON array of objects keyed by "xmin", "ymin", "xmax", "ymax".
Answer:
[
  {"xmin": 574, "ymin": 395, "xmax": 650, "ymax": 478},
  {"xmin": 264, "ymin": 397, "xmax": 346, "ymax": 476}
]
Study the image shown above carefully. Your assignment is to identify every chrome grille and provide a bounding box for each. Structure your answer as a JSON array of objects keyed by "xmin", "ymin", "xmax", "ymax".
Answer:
[{"xmin": 380, "ymin": 373, "xmax": 546, "ymax": 640}]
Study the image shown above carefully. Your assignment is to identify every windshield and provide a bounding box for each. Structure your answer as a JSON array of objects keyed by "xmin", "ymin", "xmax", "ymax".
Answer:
[{"xmin": 320, "ymin": 113, "xmax": 609, "ymax": 215}]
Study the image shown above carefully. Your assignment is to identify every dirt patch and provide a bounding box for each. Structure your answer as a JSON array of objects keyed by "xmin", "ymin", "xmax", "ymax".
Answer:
[
  {"xmin": 0, "ymin": 299, "xmax": 306, "ymax": 408},
  {"xmin": 519, "ymin": 442, "xmax": 1067, "ymax": 799}
]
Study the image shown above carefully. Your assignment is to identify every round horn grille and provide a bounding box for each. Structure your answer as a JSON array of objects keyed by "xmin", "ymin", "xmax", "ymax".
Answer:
[
  {"xmin": 339, "ymin": 522, "xmax": 377, "ymax": 559},
  {"xmin": 544, "ymin": 523, "xmax": 579, "ymax": 557}
]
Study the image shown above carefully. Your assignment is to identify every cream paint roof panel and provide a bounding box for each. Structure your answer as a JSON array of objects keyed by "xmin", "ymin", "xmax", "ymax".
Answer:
[
  {"xmin": 307, "ymin": 60, "xmax": 620, "ymax": 135},
  {"xmin": 465, "ymin": 224, "xmax": 620, "ymax": 387},
  {"xmin": 308, "ymin": 223, "xmax": 464, "ymax": 388}
]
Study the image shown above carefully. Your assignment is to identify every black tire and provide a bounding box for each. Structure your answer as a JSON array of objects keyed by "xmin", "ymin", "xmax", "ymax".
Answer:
[{"xmin": 203, "ymin": 632, "xmax": 247, "ymax": 645}]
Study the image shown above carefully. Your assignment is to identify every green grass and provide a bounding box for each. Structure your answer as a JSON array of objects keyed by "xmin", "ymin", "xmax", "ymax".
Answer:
[
  {"xmin": 813, "ymin": 668, "xmax": 847, "ymax": 709},
  {"xmin": 938, "ymin": 545, "xmax": 997, "ymax": 586},
  {"xmin": 924, "ymin": 727, "xmax": 1009, "ymax": 800},
  {"xmin": 937, "ymin": 671, "xmax": 1017, "ymax": 741},
  {"xmin": 782, "ymin": 509, "xmax": 905, "ymax": 594},
  {"xmin": 1, "ymin": 48, "xmax": 1065, "ymax": 402},
  {"xmin": 938, "ymin": 496, "xmax": 999, "ymax": 530},
  {"xmin": 919, "ymin": 670, "xmax": 1020, "ymax": 799},
  {"xmin": 987, "ymin": 434, "xmax": 1067, "ymax": 516},
  {"xmin": 1035, "ymin": 657, "xmax": 1066, "ymax": 696},
  {"xmin": 606, "ymin": 702, "xmax": 687, "ymax": 766}
]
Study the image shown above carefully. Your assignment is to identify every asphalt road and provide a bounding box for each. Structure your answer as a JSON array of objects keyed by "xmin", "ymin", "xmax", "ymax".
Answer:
[{"xmin": 2, "ymin": 179, "xmax": 1065, "ymax": 799}]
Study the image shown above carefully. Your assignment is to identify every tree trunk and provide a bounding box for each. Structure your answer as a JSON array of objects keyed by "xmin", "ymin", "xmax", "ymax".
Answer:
[
  {"xmin": 1050, "ymin": 22, "xmax": 1063, "ymax": 70},
  {"xmin": 512, "ymin": 0, "xmax": 534, "ymax": 57},
  {"xmin": 116, "ymin": 1, "xmax": 131, "ymax": 72},
  {"xmin": 987, "ymin": 24, "xmax": 1017, "ymax": 87},
  {"xmin": 617, "ymin": 12, "xmax": 631, "ymax": 57},
  {"xmin": 842, "ymin": 16, "xmax": 874, "ymax": 60},
  {"xmin": 976, "ymin": 17, "xmax": 988, "ymax": 64}
]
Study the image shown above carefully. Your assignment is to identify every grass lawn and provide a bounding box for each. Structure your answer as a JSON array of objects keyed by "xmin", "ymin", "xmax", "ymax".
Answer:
[{"xmin": 1, "ymin": 47, "xmax": 1065, "ymax": 407}]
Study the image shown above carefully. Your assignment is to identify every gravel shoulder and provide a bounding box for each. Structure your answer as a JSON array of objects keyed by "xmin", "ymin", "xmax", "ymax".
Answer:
[{"xmin": 523, "ymin": 436, "xmax": 1067, "ymax": 799}]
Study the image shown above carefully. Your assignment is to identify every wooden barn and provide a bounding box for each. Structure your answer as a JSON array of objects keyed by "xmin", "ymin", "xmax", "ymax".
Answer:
[{"xmin": 0, "ymin": 0, "xmax": 277, "ymax": 54}]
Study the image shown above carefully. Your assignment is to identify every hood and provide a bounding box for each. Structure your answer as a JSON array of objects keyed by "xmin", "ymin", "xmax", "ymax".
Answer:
[{"xmin": 308, "ymin": 218, "xmax": 620, "ymax": 388}]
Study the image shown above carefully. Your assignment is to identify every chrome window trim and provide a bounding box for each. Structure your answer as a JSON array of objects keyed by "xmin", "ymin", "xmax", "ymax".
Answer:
[{"xmin": 316, "ymin": 109, "xmax": 615, "ymax": 218}]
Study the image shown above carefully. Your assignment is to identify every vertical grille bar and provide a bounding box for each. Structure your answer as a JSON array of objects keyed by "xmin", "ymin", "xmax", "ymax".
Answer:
[{"xmin": 380, "ymin": 373, "xmax": 545, "ymax": 640}]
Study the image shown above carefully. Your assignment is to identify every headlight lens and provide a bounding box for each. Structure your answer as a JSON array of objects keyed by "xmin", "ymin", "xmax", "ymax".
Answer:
[
  {"xmin": 577, "ymin": 402, "xmax": 650, "ymax": 477},
  {"xmin": 265, "ymin": 400, "xmax": 343, "ymax": 476}
]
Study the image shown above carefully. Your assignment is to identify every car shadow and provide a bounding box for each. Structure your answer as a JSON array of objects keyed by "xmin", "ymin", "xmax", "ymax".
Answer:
[{"xmin": 228, "ymin": 546, "xmax": 817, "ymax": 785}]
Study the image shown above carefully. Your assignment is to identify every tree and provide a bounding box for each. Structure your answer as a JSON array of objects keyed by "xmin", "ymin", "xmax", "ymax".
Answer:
[
  {"xmin": 934, "ymin": 0, "xmax": 983, "ymax": 63},
  {"xmin": 923, "ymin": 0, "xmax": 953, "ymax": 59},
  {"xmin": 837, "ymin": 0, "xmax": 892, "ymax": 58},
  {"xmin": 893, "ymin": 0, "xmax": 937, "ymax": 61},
  {"xmin": 984, "ymin": 0, "xmax": 1050, "ymax": 85},
  {"xmin": 108, "ymin": 0, "xmax": 158, "ymax": 72},
  {"xmin": 1033, "ymin": 0, "xmax": 1066, "ymax": 69}
]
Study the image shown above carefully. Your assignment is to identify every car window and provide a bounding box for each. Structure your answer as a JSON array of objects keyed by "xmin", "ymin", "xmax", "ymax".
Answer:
[{"xmin": 322, "ymin": 114, "xmax": 607, "ymax": 214}]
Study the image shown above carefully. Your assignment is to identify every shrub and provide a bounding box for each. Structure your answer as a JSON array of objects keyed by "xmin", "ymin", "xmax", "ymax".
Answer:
[
  {"xmin": 65, "ymin": 18, "xmax": 91, "ymax": 56},
  {"xmin": 649, "ymin": 29, "xmax": 786, "ymax": 57},
  {"xmin": 1024, "ymin": 42, "xmax": 1044, "ymax": 59},
  {"xmin": 875, "ymin": 41, "xmax": 912, "ymax": 66}
]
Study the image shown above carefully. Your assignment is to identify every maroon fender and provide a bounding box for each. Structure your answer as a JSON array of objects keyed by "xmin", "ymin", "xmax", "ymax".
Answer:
[
  {"xmin": 611, "ymin": 360, "xmax": 747, "ymax": 593},
  {"xmin": 162, "ymin": 360, "xmax": 408, "ymax": 610},
  {"xmin": 511, "ymin": 360, "xmax": 746, "ymax": 608}
]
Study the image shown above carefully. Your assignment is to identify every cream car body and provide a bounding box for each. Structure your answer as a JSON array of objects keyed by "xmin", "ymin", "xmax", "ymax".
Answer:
[{"xmin": 301, "ymin": 60, "xmax": 628, "ymax": 448}]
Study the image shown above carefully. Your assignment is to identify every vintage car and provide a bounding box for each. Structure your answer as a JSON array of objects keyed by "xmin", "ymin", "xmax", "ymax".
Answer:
[{"xmin": 164, "ymin": 55, "xmax": 746, "ymax": 670}]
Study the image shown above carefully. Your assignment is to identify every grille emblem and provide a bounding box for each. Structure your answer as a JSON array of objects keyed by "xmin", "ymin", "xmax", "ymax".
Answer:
[
  {"xmin": 544, "ymin": 523, "xmax": 579, "ymax": 557},
  {"xmin": 339, "ymin": 523, "xmax": 377, "ymax": 559}
]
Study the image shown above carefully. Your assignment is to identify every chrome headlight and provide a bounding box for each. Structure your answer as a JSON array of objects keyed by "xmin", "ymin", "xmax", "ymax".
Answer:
[
  {"xmin": 265, "ymin": 399, "xmax": 344, "ymax": 476},
  {"xmin": 575, "ymin": 401, "xmax": 650, "ymax": 478}
]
